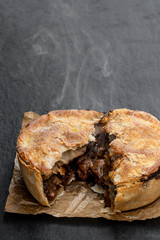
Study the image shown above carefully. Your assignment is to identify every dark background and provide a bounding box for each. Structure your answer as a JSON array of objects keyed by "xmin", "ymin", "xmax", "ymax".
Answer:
[{"xmin": 1, "ymin": 0, "xmax": 160, "ymax": 239}]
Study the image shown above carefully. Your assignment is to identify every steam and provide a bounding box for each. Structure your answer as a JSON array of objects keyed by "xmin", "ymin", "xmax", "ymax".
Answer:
[
  {"xmin": 51, "ymin": 0, "xmax": 114, "ymax": 112},
  {"xmin": 21, "ymin": 0, "xmax": 114, "ymax": 112}
]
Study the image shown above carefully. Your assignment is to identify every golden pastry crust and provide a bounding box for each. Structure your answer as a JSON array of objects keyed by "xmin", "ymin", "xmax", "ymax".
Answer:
[
  {"xmin": 17, "ymin": 110, "xmax": 104, "ymax": 176},
  {"xmin": 105, "ymin": 108, "xmax": 160, "ymax": 211},
  {"xmin": 17, "ymin": 110, "xmax": 104, "ymax": 205}
]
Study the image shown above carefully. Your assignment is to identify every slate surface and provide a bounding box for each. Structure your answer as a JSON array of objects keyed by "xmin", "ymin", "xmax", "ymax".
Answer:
[{"xmin": 1, "ymin": 0, "xmax": 160, "ymax": 239}]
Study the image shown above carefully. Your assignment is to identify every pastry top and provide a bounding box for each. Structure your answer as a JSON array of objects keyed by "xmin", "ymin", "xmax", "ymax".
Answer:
[
  {"xmin": 17, "ymin": 110, "xmax": 104, "ymax": 177},
  {"xmin": 105, "ymin": 109, "xmax": 160, "ymax": 185}
]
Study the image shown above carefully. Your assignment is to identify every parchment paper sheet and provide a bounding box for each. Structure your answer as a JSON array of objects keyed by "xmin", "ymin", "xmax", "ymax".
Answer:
[{"xmin": 5, "ymin": 112, "xmax": 160, "ymax": 221}]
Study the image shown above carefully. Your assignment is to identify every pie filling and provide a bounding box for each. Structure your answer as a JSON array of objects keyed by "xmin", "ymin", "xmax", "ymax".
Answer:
[
  {"xmin": 43, "ymin": 164, "xmax": 74, "ymax": 201},
  {"xmin": 43, "ymin": 126, "xmax": 116, "ymax": 207}
]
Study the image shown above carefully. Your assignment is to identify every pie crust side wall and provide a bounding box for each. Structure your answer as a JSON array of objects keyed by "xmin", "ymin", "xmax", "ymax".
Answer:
[
  {"xmin": 18, "ymin": 155, "xmax": 49, "ymax": 206},
  {"xmin": 114, "ymin": 178, "xmax": 160, "ymax": 211}
]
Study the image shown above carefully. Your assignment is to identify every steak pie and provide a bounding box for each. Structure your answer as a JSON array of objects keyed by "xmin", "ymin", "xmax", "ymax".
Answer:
[{"xmin": 17, "ymin": 109, "xmax": 160, "ymax": 212}]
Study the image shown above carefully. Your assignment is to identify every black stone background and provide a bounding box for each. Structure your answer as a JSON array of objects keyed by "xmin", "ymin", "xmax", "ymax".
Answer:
[{"xmin": 1, "ymin": 0, "xmax": 160, "ymax": 239}]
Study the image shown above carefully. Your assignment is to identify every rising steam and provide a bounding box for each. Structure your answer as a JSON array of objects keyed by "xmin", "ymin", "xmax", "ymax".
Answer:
[{"xmin": 20, "ymin": 0, "xmax": 114, "ymax": 112}]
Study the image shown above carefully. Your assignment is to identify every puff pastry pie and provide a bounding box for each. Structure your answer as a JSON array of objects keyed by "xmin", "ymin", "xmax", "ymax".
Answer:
[{"xmin": 17, "ymin": 109, "xmax": 160, "ymax": 212}]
